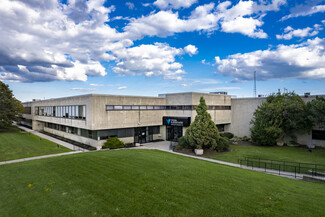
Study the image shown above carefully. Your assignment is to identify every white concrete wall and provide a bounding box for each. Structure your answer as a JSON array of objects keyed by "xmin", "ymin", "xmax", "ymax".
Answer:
[
  {"xmin": 228, "ymin": 97, "xmax": 265, "ymax": 137},
  {"xmin": 92, "ymin": 95, "xmax": 166, "ymax": 130}
]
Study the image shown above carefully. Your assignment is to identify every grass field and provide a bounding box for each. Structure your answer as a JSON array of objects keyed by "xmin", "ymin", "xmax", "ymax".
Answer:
[
  {"xmin": 0, "ymin": 127, "xmax": 70, "ymax": 161},
  {"xmin": 205, "ymin": 144, "xmax": 325, "ymax": 165},
  {"xmin": 0, "ymin": 149, "xmax": 324, "ymax": 217}
]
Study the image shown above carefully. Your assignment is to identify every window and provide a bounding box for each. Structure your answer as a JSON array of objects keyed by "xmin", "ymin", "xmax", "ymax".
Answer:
[
  {"xmin": 75, "ymin": 106, "xmax": 79, "ymax": 117},
  {"xmin": 71, "ymin": 106, "xmax": 75, "ymax": 118},
  {"xmin": 82, "ymin": 105, "xmax": 86, "ymax": 119},
  {"xmin": 154, "ymin": 106, "xmax": 161, "ymax": 110},
  {"xmin": 147, "ymin": 106, "xmax": 153, "ymax": 110},
  {"xmin": 114, "ymin": 105, "xmax": 123, "ymax": 110},
  {"xmin": 118, "ymin": 128, "xmax": 133, "ymax": 138},
  {"xmin": 132, "ymin": 105, "xmax": 139, "ymax": 110},
  {"xmin": 106, "ymin": 105, "xmax": 114, "ymax": 110},
  {"xmin": 123, "ymin": 105, "xmax": 131, "ymax": 110},
  {"xmin": 184, "ymin": 105, "xmax": 192, "ymax": 110},
  {"xmin": 176, "ymin": 106, "xmax": 183, "ymax": 110},
  {"xmin": 140, "ymin": 106, "xmax": 146, "ymax": 110},
  {"xmin": 312, "ymin": 130, "xmax": 325, "ymax": 140},
  {"xmin": 171, "ymin": 106, "xmax": 176, "ymax": 110},
  {"xmin": 149, "ymin": 126, "xmax": 160, "ymax": 134}
]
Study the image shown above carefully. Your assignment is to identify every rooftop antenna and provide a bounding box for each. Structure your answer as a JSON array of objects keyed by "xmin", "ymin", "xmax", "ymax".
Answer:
[{"xmin": 254, "ymin": 71, "xmax": 256, "ymax": 97}]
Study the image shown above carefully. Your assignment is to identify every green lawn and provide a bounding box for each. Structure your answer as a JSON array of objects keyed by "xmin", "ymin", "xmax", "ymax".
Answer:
[
  {"xmin": 205, "ymin": 144, "xmax": 325, "ymax": 165},
  {"xmin": 0, "ymin": 149, "xmax": 324, "ymax": 217},
  {"xmin": 0, "ymin": 127, "xmax": 70, "ymax": 161}
]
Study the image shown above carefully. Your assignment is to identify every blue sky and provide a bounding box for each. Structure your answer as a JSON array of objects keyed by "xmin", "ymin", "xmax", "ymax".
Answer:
[{"xmin": 1, "ymin": 0, "xmax": 325, "ymax": 101}]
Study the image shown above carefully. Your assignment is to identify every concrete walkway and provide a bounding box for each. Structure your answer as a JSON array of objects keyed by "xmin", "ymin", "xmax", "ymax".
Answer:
[
  {"xmin": 0, "ymin": 151, "xmax": 83, "ymax": 165},
  {"xmin": 16, "ymin": 125, "xmax": 88, "ymax": 152}
]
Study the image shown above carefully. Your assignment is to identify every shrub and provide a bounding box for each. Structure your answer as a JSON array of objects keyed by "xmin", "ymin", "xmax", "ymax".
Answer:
[
  {"xmin": 173, "ymin": 145, "xmax": 183, "ymax": 151},
  {"xmin": 242, "ymin": 136, "xmax": 249, "ymax": 141},
  {"xmin": 230, "ymin": 136, "xmax": 240, "ymax": 142},
  {"xmin": 103, "ymin": 137, "xmax": 124, "ymax": 149},
  {"xmin": 215, "ymin": 137, "xmax": 229, "ymax": 152},
  {"xmin": 220, "ymin": 132, "xmax": 234, "ymax": 139},
  {"xmin": 178, "ymin": 136, "xmax": 190, "ymax": 149}
]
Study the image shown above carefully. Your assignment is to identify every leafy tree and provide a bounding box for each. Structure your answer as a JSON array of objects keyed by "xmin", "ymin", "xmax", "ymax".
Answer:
[
  {"xmin": 307, "ymin": 96, "xmax": 325, "ymax": 129},
  {"xmin": 250, "ymin": 92, "xmax": 312, "ymax": 146},
  {"xmin": 185, "ymin": 96, "xmax": 222, "ymax": 150},
  {"xmin": 0, "ymin": 81, "xmax": 24, "ymax": 129}
]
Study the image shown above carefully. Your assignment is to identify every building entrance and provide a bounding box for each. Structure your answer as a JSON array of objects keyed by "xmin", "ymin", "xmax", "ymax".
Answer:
[
  {"xmin": 166, "ymin": 125, "xmax": 183, "ymax": 142},
  {"xmin": 134, "ymin": 127, "xmax": 154, "ymax": 144}
]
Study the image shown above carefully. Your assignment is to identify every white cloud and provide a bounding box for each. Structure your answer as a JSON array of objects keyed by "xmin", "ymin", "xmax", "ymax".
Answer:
[
  {"xmin": 126, "ymin": 2, "xmax": 135, "ymax": 10},
  {"xmin": 281, "ymin": 4, "xmax": 325, "ymax": 20},
  {"xmin": 125, "ymin": 0, "xmax": 284, "ymax": 40},
  {"xmin": 90, "ymin": 83, "xmax": 104, "ymax": 87},
  {"xmin": 117, "ymin": 86, "xmax": 127, "ymax": 90},
  {"xmin": 112, "ymin": 43, "xmax": 187, "ymax": 80},
  {"xmin": 276, "ymin": 24, "xmax": 323, "ymax": 40},
  {"xmin": 215, "ymin": 37, "xmax": 325, "ymax": 81},
  {"xmin": 184, "ymin": 45, "xmax": 198, "ymax": 56},
  {"xmin": 70, "ymin": 88, "xmax": 96, "ymax": 92},
  {"xmin": 0, "ymin": 0, "xmax": 286, "ymax": 83},
  {"xmin": 0, "ymin": 0, "xmax": 123, "ymax": 82},
  {"xmin": 153, "ymin": 0, "xmax": 197, "ymax": 10}
]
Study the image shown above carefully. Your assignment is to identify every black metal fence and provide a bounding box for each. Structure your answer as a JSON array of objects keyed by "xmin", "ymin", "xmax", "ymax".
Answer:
[{"xmin": 238, "ymin": 157, "xmax": 325, "ymax": 178}]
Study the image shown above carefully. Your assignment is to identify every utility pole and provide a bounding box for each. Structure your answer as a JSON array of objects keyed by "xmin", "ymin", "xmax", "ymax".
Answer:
[{"xmin": 254, "ymin": 71, "xmax": 256, "ymax": 97}]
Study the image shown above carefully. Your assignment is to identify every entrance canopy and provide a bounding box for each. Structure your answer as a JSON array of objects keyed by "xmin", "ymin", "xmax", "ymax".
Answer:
[{"xmin": 162, "ymin": 116, "xmax": 191, "ymax": 127}]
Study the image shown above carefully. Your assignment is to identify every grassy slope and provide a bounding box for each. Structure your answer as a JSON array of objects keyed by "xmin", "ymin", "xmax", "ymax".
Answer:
[
  {"xmin": 0, "ymin": 127, "xmax": 70, "ymax": 161},
  {"xmin": 0, "ymin": 149, "xmax": 324, "ymax": 217},
  {"xmin": 206, "ymin": 144, "xmax": 325, "ymax": 165}
]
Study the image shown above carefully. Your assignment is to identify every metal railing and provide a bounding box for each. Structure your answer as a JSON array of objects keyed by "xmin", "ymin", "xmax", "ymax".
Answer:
[{"xmin": 238, "ymin": 157, "xmax": 325, "ymax": 178}]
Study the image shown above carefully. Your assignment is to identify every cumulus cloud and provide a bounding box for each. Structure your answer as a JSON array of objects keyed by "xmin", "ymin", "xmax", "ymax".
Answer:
[
  {"xmin": 281, "ymin": 4, "xmax": 325, "ymax": 20},
  {"xmin": 215, "ymin": 37, "xmax": 325, "ymax": 81},
  {"xmin": 112, "ymin": 43, "xmax": 192, "ymax": 80},
  {"xmin": 0, "ymin": 0, "xmax": 287, "ymax": 83},
  {"xmin": 184, "ymin": 45, "xmax": 198, "ymax": 56},
  {"xmin": 276, "ymin": 24, "xmax": 323, "ymax": 40},
  {"xmin": 0, "ymin": 0, "xmax": 124, "ymax": 82},
  {"xmin": 153, "ymin": 0, "xmax": 197, "ymax": 10},
  {"xmin": 125, "ymin": 0, "xmax": 285, "ymax": 39}
]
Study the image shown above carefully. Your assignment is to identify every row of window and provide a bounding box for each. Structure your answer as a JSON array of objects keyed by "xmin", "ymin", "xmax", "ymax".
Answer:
[
  {"xmin": 106, "ymin": 105, "xmax": 231, "ymax": 111},
  {"xmin": 44, "ymin": 122, "xmax": 160, "ymax": 141},
  {"xmin": 35, "ymin": 105, "xmax": 86, "ymax": 120}
]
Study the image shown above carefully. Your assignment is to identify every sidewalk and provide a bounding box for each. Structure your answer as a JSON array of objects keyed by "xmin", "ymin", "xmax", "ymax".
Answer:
[
  {"xmin": 0, "ymin": 151, "xmax": 83, "ymax": 165},
  {"xmin": 16, "ymin": 125, "xmax": 88, "ymax": 152}
]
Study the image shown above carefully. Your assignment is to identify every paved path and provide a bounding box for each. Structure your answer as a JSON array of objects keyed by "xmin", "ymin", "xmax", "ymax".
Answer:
[
  {"xmin": 0, "ymin": 151, "xmax": 83, "ymax": 165},
  {"xmin": 15, "ymin": 125, "xmax": 88, "ymax": 152}
]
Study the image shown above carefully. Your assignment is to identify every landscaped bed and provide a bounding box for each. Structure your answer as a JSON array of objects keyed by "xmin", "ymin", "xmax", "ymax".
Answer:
[
  {"xmin": 0, "ymin": 149, "xmax": 324, "ymax": 217},
  {"xmin": 0, "ymin": 127, "xmax": 70, "ymax": 162},
  {"xmin": 205, "ymin": 142, "xmax": 325, "ymax": 165}
]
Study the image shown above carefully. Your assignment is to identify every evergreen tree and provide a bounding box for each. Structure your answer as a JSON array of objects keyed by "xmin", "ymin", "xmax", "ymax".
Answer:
[
  {"xmin": 185, "ymin": 97, "xmax": 221, "ymax": 150},
  {"xmin": 0, "ymin": 81, "xmax": 24, "ymax": 129}
]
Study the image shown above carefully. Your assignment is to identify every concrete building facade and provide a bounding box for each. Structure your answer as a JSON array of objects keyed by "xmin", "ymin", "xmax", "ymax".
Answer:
[
  {"xmin": 22, "ymin": 92, "xmax": 231, "ymax": 149},
  {"xmin": 22, "ymin": 92, "xmax": 325, "ymax": 149}
]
